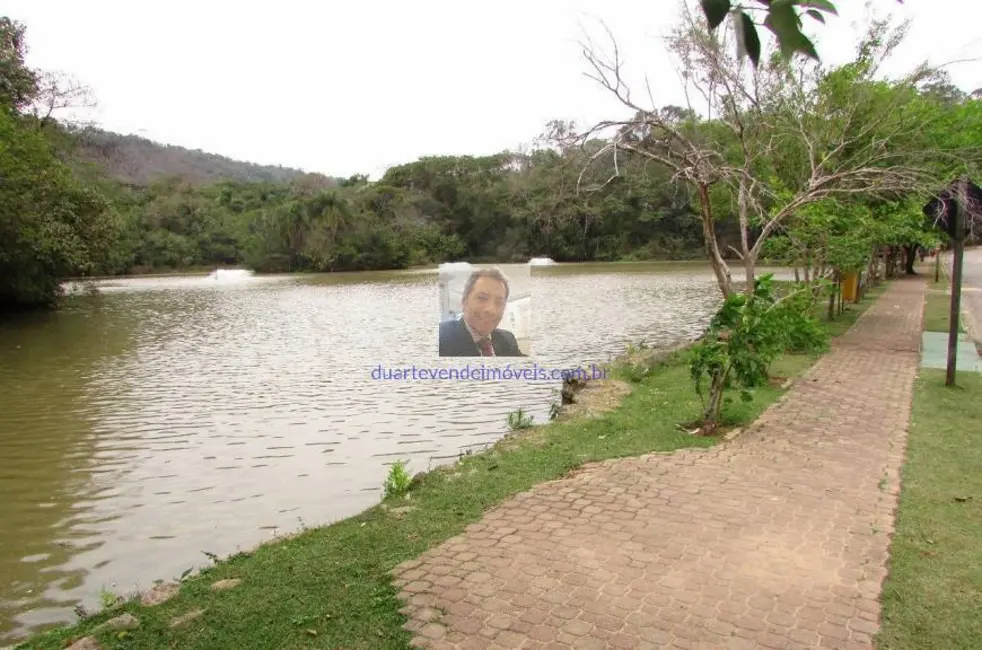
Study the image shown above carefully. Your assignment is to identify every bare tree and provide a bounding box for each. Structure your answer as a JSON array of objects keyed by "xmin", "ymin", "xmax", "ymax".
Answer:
[
  {"xmin": 30, "ymin": 70, "xmax": 97, "ymax": 127},
  {"xmin": 574, "ymin": 1, "xmax": 973, "ymax": 298},
  {"xmin": 573, "ymin": 18, "xmax": 737, "ymax": 295}
]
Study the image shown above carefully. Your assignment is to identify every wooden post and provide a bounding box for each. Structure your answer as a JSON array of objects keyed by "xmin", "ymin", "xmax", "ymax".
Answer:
[
  {"xmin": 946, "ymin": 179, "xmax": 967, "ymax": 387},
  {"xmin": 934, "ymin": 248, "xmax": 941, "ymax": 284}
]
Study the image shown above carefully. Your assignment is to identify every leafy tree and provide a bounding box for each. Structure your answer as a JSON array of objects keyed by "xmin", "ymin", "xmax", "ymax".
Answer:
[
  {"xmin": 0, "ymin": 16, "xmax": 123, "ymax": 309},
  {"xmin": 0, "ymin": 107, "xmax": 117, "ymax": 309},
  {"xmin": 690, "ymin": 274, "xmax": 826, "ymax": 433},
  {"xmin": 579, "ymin": 10, "xmax": 975, "ymax": 298},
  {"xmin": 0, "ymin": 17, "xmax": 38, "ymax": 109}
]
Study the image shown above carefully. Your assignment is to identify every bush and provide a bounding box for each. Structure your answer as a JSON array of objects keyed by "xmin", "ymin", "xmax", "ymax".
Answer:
[
  {"xmin": 383, "ymin": 460, "xmax": 412, "ymax": 499},
  {"xmin": 689, "ymin": 274, "xmax": 826, "ymax": 433}
]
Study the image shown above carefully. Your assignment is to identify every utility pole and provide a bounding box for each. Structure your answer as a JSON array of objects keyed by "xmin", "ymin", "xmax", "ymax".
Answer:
[{"xmin": 946, "ymin": 178, "xmax": 967, "ymax": 387}]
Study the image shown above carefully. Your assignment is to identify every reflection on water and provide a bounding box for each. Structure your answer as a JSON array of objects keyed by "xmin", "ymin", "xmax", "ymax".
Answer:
[{"xmin": 0, "ymin": 262, "xmax": 739, "ymax": 642}]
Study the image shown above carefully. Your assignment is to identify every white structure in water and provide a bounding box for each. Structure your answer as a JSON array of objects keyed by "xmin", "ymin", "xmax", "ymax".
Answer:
[
  {"xmin": 438, "ymin": 263, "xmax": 531, "ymax": 345},
  {"xmin": 205, "ymin": 269, "xmax": 253, "ymax": 282},
  {"xmin": 527, "ymin": 257, "xmax": 556, "ymax": 266}
]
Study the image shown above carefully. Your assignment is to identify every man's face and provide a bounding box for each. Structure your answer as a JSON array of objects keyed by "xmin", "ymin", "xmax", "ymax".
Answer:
[{"xmin": 462, "ymin": 276, "xmax": 507, "ymax": 337}]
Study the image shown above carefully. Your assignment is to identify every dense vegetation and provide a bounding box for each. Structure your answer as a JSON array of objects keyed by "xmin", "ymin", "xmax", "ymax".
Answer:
[{"xmin": 96, "ymin": 141, "xmax": 723, "ymax": 277}]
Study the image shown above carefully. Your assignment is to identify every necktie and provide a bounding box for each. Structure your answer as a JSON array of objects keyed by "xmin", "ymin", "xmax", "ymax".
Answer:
[{"xmin": 477, "ymin": 337, "xmax": 494, "ymax": 357}]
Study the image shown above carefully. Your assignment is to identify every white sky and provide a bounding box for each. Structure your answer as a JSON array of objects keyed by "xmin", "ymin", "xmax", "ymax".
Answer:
[{"xmin": 5, "ymin": 0, "xmax": 981, "ymax": 179}]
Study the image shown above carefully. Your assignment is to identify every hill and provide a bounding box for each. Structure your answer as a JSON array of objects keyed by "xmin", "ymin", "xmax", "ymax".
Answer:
[{"xmin": 69, "ymin": 128, "xmax": 339, "ymax": 187}]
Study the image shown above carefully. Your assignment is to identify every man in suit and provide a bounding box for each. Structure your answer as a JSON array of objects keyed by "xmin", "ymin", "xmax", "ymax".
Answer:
[{"xmin": 439, "ymin": 267, "xmax": 525, "ymax": 357}]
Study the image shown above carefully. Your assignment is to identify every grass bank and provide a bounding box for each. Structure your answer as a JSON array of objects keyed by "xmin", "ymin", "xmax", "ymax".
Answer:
[
  {"xmin": 876, "ymin": 284, "xmax": 982, "ymax": 650},
  {"xmin": 922, "ymin": 291, "xmax": 965, "ymax": 334},
  {"xmin": 877, "ymin": 371, "xmax": 982, "ymax": 649},
  {"xmin": 15, "ymin": 285, "xmax": 885, "ymax": 650}
]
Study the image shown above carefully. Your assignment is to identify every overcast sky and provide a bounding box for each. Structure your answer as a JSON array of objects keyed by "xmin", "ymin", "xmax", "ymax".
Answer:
[{"xmin": 6, "ymin": 0, "xmax": 981, "ymax": 179}]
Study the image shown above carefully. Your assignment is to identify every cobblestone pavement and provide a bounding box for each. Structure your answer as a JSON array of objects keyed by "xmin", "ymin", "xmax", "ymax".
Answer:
[{"xmin": 393, "ymin": 280, "xmax": 925, "ymax": 650}]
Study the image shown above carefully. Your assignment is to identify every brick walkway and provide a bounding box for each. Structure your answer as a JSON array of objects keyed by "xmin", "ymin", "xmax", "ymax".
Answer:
[{"xmin": 393, "ymin": 279, "xmax": 925, "ymax": 650}]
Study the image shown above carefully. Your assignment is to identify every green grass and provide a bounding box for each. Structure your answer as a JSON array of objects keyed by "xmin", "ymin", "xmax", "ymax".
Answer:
[
  {"xmin": 14, "ymin": 285, "xmax": 887, "ymax": 650},
  {"xmin": 877, "ymin": 370, "xmax": 982, "ymax": 650},
  {"xmin": 918, "ymin": 257, "xmax": 968, "ymax": 334},
  {"xmin": 926, "ymin": 276, "xmax": 948, "ymax": 292},
  {"xmin": 921, "ymin": 259, "xmax": 947, "ymax": 292},
  {"xmin": 923, "ymin": 291, "xmax": 965, "ymax": 334}
]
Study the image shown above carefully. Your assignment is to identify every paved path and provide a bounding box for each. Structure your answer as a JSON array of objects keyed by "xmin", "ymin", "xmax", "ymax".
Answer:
[{"xmin": 393, "ymin": 280, "xmax": 925, "ymax": 650}]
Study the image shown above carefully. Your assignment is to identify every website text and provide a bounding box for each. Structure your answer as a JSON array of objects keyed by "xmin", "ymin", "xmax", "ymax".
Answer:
[{"xmin": 370, "ymin": 364, "xmax": 608, "ymax": 381}]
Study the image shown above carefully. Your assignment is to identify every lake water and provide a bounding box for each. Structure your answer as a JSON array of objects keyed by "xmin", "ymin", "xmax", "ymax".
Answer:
[{"xmin": 0, "ymin": 261, "xmax": 741, "ymax": 642}]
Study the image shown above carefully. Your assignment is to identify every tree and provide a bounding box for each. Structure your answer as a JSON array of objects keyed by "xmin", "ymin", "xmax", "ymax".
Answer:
[
  {"xmin": 689, "ymin": 273, "xmax": 825, "ymax": 433},
  {"xmin": 0, "ymin": 17, "xmax": 118, "ymax": 309},
  {"xmin": 0, "ymin": 107, "xmax": 118, "ymax": 309},
  {"xmin": 577, "ymin": 9, "xmax": 971, "ymax": 299},
  {"xmin": 30, "ymin": 69, "xmax": 97, "ymax": 127},
  {"xmin": 0, "ymin": 17, "xmax": 38, "ymax": 109}
]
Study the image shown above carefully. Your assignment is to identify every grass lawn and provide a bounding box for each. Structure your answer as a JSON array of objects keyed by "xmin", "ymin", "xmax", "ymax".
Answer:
[
  {"xmin": 922, "ymin": 290, "xmax": 965, "ymax": 334},
  {"xmin": 877, "ymin": 370, "xmax": 982, "ymax": 650},
  {"xmin": 13, "ymin": 284, "xmax": 886, "ymax": 650},
  {"xmin": 926, "ymin": 276, "xmax": 948, "ymax": 291}
]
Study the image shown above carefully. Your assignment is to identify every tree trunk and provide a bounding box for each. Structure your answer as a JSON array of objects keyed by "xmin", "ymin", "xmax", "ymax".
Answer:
[
  {"xmin": 744, "ymin": 253, "xmax": 757, "ymax": 297},
  {"xmin": 701, "ymin": 368, "xmax": 728, "ymax": 435},
  {"xmin": 697, "ymin": 183, "xmax": 732, "ymax": 298},
  {"xmin": 793, "ymin": 267, "xmax": 800, "ymax": 283},
  {"xmin": 827, "ymin": 271, "xmax": 837, "ymax": 321},
  {"xmin": 738, "ymin": 177, "xmax": 754, "ymax": 297},
  {"xmin": 904, "ymin": 244, "xmax": 917, "ymax": 275}
]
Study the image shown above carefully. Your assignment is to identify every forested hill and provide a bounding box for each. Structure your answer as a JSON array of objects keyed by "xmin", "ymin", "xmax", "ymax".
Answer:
[{"xmin": 70, "ymin": 127, "xmax": 339, "ymax": 187}]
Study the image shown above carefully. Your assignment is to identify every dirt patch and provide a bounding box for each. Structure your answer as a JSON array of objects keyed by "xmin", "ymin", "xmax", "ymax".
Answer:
[
  {"xmin": 497, "ymin": 426, "xmax": 550, "ymax": 451},
  {"xmin": 494, "ymin": 378, "xmax": 633, "ymax": 452},
  {"xmin": 555, "ymin": 379, "xmax": 633, "ymax": 422},
  {"xmin": 99, "ymin": 614, "xmax": 139, "ymax": 631},
  {"xmin": 170, "ymin": 609, "xmax": 206, "ymax": 629},
  {"xmin": 676, "ymin": 419, "xmax": 743, "ymax": 438},
  {"xmin": 140, "ymin": 582, "xmax": 180, "ymax": 607},
  {"xmin": 210, "ymin": 579, "xmax": 241, "ymax": 592}
]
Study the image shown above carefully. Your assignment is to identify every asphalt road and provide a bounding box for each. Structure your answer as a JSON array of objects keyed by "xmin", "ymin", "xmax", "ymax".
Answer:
[{"xmin": 955, "ymin": 246, "xmax": 982, "ymax": 341}]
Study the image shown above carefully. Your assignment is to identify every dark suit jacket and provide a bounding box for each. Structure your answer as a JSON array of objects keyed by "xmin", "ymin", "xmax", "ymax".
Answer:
[{"xmin": 439, "ymin": 318, "xmax": 525, "ymax": 357}]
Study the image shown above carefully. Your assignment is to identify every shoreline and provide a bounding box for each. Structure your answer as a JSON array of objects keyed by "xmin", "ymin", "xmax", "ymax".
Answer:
[
  {"xmin": 59, "ymin": 257, "xmax": 747, "ymax": 284},
  {"xmin": 7, "ymin": 284, "xmax": 883, "ymax": 650}
]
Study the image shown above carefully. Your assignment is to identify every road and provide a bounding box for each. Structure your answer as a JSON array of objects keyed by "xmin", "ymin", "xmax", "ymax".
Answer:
[{"xmin": 956, "ymin": 246, "xmax": 982, "ymax": 341}]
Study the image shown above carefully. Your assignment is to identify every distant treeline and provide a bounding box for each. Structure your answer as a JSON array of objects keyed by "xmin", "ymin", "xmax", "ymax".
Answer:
[
  {"xmin": 95, "ymin": 140, "xmax": 725, "ymax": 277},
  {"xmin": 4, "ymin": 112, "xmax": 725, "ymax": 311}
]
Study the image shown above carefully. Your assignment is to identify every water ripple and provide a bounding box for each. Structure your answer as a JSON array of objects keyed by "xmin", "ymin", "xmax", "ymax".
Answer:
[{"xmin": 0, "ymin": 262, "xmax": 751, "ymax": 642}]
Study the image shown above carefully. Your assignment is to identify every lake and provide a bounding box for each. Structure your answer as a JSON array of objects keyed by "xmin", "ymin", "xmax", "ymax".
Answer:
[{"xmin": 0, "ymin": 261, "xmax": 739, "ymax": 643}]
